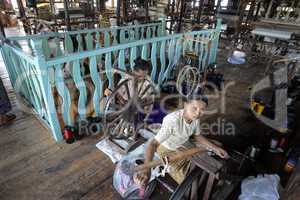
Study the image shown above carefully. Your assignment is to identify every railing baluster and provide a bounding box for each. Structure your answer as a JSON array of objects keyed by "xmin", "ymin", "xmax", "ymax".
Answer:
[
  {"xmin": 9, "ymin": 51, "xmax": 31, "ymax": 101},
  {"xmin": 151, "ymin": 26, "xmax": 156, "ymax": 37},
  {"xmin": 141, "ymin": 44, "xmax": 148, "ymax": 60},
  {"xmin": 146, "ymin": 27, "xmax": 151, "ymax": 39},
  {"xmin": 42, "ymin": 38, "xmax": 51, "ymax": 59},
  {"xmin": 55, "ymin": 64, "xmax": 72, "ymax": 126},
  {"xmin": 162, "ymin": 39, "xmax": 176, "ymax": 81},
  {"xmin": 54, "ymin": 37, "xmax": 63, "ymax": 57},
  {"xmin": 202, "ymin": 33, "xmax": 209, "ymax": 71},
  {"xmin": 89, "ymin": 55, "xmax": 103, "ymax": 115},
  {"xmin": 85, "ymin": 33, "xmax": 94, "ymax": 51},
  {"xmin": 104, "ymin": 31, "xmax": 110, "ymax": 47},
  {"xmin": 199, "ymin": 34, "xmax": 204, "ymax": 71},
  {"xmin": 64, "ymin": 34, "xmax": 74, "ymax": 53},
  {"xmin": 72, "ymin": 59, "xmax": 87, "ymax": 120},
  {"xmin": 76, "ymin": 34, "xmax": 83, "ymax": 52},
  {"xmin": 130, "ymin": 46, "xmax": 137, "ymax": 70},
  {"xmin": 158, "ymin": 40, "xmax": 166, "ymax": 85},
  {"xmin": 118, "ymin": 49, "xmax": 126, "ymax": 71},
  {"xmin": 105, "ymin": 52, "xmax": 113, "ymax": 89},
  {"xmin": 150, "ymin": 42, "xmax": 157, "ymax": 82},
  {"xmin": 120, "ymin": 29, "xmax": 126, "ymax": 44}
]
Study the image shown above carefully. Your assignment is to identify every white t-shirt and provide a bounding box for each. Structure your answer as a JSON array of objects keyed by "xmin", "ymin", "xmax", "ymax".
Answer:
[{"xmin": 154, "ymin": 109, "xmax": 201, "ymax": 150}]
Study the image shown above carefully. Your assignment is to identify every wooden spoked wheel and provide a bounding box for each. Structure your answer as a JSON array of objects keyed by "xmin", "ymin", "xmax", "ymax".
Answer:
[
  {"xmin": 104, "ymin": 77, "xmax": 157, "ymax": 140},
  {"xmin": 176, "ymin": 65, "xmax": 201, "ymax": 96}
]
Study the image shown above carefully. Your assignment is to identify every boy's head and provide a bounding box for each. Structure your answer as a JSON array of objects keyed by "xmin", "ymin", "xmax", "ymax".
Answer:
[
  {"xmin": 133, "ymin": 57, "xmax": 150, "ymax": 78},
  {"xmin": 183, "ymin": 95, "xmax": 208, "ymax": 120}
]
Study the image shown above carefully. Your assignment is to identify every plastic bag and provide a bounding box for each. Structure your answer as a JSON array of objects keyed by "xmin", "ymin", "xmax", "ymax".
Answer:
[
  {"xmin": 113, "ymin": 154, "xmax": 158, "ymax": 199},
  {"xmin": 239, "ymin": 174, "xmax": 280, "ymax": 200}
]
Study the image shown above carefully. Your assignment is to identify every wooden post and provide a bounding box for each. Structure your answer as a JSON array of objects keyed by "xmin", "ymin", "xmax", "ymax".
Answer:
[
  {"xmin": 116, "ymin": 0, "xmax": 121, "ymax": 25},
  {"xmin": 31, "ymin": 39, "xmax": 63, "ymax": 142},
  {"xmin": 0, "ymin": 19, "xmax": 5, "ymax": 38},
  {"xmin": 64, "ymin": 0, "xmax": 71, "ymax": 31},
  {"xmin": 197, "ymin": 0, "xmax": 204, "ymax": 23}
]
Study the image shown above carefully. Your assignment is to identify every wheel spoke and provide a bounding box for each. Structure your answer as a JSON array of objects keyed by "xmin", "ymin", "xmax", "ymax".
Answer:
[{"xmin": 124, "ymin": 82, "xmax": 131, "ymax": 100}]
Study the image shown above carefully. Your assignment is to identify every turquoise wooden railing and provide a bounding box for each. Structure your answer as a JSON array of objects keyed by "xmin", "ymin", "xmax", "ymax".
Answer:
[
  {"xmin": 0, "ymin": 19, "xmax": 221, "ymax": 142},
  {"xmin": 6, "ymin": 20, "xmax": 166, "ymax": 58}
]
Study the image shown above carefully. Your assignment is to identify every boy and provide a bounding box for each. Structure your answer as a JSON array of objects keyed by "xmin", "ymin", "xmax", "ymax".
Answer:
[{"xmin": 136, "ymin": 95, "xmax": 228, "ymax": 185}]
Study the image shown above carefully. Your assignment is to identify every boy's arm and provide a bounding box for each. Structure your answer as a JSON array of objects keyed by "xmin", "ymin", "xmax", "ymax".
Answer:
[
  {"xmin": 194, "ymin": 134, "xmax": 228, "ymax": 159},
  {"xmin": 135, "ymin": 138, "xmax": 160, "ymax": 186}
]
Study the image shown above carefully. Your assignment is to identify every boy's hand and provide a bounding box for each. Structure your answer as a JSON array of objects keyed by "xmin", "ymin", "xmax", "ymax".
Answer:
[
  {"xmin": 104, "ymin": 88, "xmax": 112, "ymax": 97},
  {"xmin": 134, "ymin": 169, "xmax": 151, "ymax": 187},
  {"xmin": 214, "ymin": 147, "xmax": 229, "ymax": 159}
]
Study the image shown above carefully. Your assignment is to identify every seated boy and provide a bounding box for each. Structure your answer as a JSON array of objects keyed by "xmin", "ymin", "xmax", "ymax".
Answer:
[{"xmin": 136, "ymin": 94, "xmax": 228, "ymax": 185}]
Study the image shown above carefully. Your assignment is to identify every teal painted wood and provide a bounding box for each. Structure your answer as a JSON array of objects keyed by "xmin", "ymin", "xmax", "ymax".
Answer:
[
  {"xmin": 162, "ymin": 39, "xmax": 176, "ymax": 82},
  {"xmin": 151, "ymin": 26, "xmax": 156, "ymax": 38},
  {"xmin": 31, "ymin": 39, "xmax": 63, "ymax": 142},
  {"xmin": 54, "ymin": 37, "xmax": 63, "ymax": 57},
  {"xmin": 112, "ymin": 30, "xmax": 118, "ymax": 46},
  {"xmin": 160, "ymin": 18, "xmax": 166, "ymax": 36},
  {"xmin": 146, "ymin": 27, "xmax": 151, "ymax": 39},
  {"xmin": 2, "ymin": 19, "xmax": 221, "ymax": 142},
  {"xmin": 140, "ymin": 27, "xmax": 145, "ymax": 39},
  {"xmin": 111, "ymin": 30, "xmax": 118, "ymax": 58},
  {"xmin": 209, "ymin": 19, "xmax": 221, "ymax": 65},
  {"xmin": 105, "ymin": 52, "xmax": 113, "ymax": 89},
  {"xmin": 95, "ymin": 32, "xmax": 101, "ymax": 48},
  {"xmin": 95, "ymin": 32, "xmax": 102, "ymax": 64},
  {"xmin": 9, "ymin": 50, "xmax": 32, "ymax": 102},
  {"xmin": 150, "ymin": 42, "xmax": 157, "ymax": 81},
  {"xmin": 64, "ymin": 34, "xmax": 74, "ymax": 53},
  {"xmin": 120, "ymin": 29, "xmax": 126, "ymax": 44},
  {"xmin": 129, "ymin": 29, "xmax": 135, "ymax": 42},
  {"xmin": 54, "ymin": 64, "xmax": 73, "ymax": 125},
  {"xmin": 21, "ymin": 59, "xmax": 43, "ymax": 114},
  {"xmin": 174, "ymin": 38, "xmax": 182, "ymax": 66},
  {"xmin": 118, "ymin": 49, "xmax": 126, "ymax": 71},
  {"xmin": 198, "ymin": 34, "xmax": 204, "ymax": 71},
  {"xmin": 42, "ymin": 39, "xmax": 51, "ymax": 59},
  {"xmin": 194, "ymin": 35, "xmax": 200, "ymax": 55},
  {"xmin": 104, "ymin": 31, "xmax": 110, "ymax": 47},
  {"xmin": 134, "ymin": 26, "xmax": 140, "ymax": 40},
  {"xmin": 76, "ymin": 34, "xmax": 83, "ymax": 52},
  {"xmin": 141, "ymin": 44, "xmax": 148, "ymax": 60},
  {"xmin": 202, "ymin": 33, "xmax": 209, "ymax": 71},
  {"xmin": 130, "ymin": 46, "xmax": 137, "ymax": 70},
  {"xmin": 7, "ymin": 22, "xmax": 164, "ymax": 42},
  {"xmin": 85, "ymin": 33, "xmax": 94, "ymax": 51},
  {"xmin": 72, "ymin": 59, "xmax": 87, "ymax": 120},
  {"xmin": 28, "ymin": 62, "xmax": 45, "ymax": 116},
  {"xmin": 158, "ymin": 40, "xmax": 166, "ymax": 85},
  {"xmin": 89, "ymin": 55, "xmax": 102, "ymax": 115}
]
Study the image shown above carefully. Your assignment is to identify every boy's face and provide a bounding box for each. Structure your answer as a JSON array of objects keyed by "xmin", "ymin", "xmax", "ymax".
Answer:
[
  {"xmin": 134, "ymin": 69, "xmax": 148, "ymax": 80},
  {"xmin": 184, "ymin": 100, "xmax": 207, "ymax": 120}
]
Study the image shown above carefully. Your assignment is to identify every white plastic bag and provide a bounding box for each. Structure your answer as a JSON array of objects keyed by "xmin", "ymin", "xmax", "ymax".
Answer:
[{"xmin": 239, "ymin": 174, "xmax": 280, "ymax": 200}]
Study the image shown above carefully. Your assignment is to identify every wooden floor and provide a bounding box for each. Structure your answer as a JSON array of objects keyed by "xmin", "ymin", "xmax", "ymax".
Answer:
[{"xmin": 0, "ymin": 28, "xmax": 120, "ymax": 200}]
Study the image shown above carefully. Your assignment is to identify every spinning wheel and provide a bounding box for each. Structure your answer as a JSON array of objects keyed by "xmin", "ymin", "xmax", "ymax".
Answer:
[
  {"xmin": 176, "ymin": 65, "xmax": 202, "ymax": 96},
  {"xmin": 104, "ymin": 71, "xmax": 158, "ymax": 153}
]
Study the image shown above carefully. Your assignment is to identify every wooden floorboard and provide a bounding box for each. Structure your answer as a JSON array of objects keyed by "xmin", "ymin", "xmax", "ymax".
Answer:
[{"xmin": 0, "ymin": 27, "xmax": 119, "ymax": 200}]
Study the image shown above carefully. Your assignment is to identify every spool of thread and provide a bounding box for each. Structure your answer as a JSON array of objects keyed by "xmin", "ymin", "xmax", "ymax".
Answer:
[
  {"xmin": 63, "ymin": 126, "xmax": 75, "ymax": 144},
  {"xmin": 284, "ymin": 158, "xmax": 297, "ymax": 173}
]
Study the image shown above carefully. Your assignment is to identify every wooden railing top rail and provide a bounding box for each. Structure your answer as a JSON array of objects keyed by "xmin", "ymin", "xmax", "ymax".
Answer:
[
  {"xmin": 45, "ymin": 28, "xmax": 219, "ymax": 67},
  {"xmin": 6, "ymin": 21, "xmax": 165, "ymax": 41}
]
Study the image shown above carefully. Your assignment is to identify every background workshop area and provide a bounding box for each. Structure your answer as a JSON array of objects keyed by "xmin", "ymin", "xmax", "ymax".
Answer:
[{"xmin": 0, "ymin": 0, "xmax": 300, "ymax": 199}]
